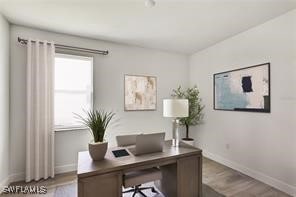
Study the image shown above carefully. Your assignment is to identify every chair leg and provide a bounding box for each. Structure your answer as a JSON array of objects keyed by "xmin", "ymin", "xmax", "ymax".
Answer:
[
  {"xmin": 123, "ymin": 185, "xmax": 158, "ymax": 196},
  {"xmin": 138, "ymin": 187, "xmax": 151, "ymax": 190},
  {"xmin": 123, "ymin": 188, "xmax": 136, "ymax": 193},
  {"xmin": 138, "ymin": 190, "xmax": 148, "ymax": 197},
  {"xmin": 138, "ymin": 186, "xmax": 159, "ymax": 194},
  {"xmin": 151, "ymin": 187, "xmax": 159, "ymax": 194}
]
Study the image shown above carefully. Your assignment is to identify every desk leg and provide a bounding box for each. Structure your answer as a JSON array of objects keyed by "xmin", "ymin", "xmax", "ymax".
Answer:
[
  {"xmin": 78, "ymin": 171, "xmax": 122, "ymax": 197},
  {"xmin": 177, "ymin": 155, "xmax": 202, "ymax": 197}
]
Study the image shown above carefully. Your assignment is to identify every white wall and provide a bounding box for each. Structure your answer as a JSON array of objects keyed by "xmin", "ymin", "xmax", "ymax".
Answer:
[
  {"xmin": 0, "ymin": 14, "xmax": 10, "ymax": 188},
  {"xmin": 9, "ymin": 25, "xmax": 188, "ymax": 180},
  {"xmin": 189, "ymin": 10, "xmax": 296, "ymax": 195}
]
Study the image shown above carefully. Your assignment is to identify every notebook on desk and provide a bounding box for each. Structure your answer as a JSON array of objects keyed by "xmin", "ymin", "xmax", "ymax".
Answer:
[{"xmin": 112, "ymin": 149, "xmax": 130, "ymax": 158}]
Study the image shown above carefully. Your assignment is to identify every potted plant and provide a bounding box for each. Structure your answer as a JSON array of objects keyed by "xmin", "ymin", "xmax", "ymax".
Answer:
[
  {"xmin": 172, "ymin": 86, "xmax": 204, "ymax": 145},
  {"xmin": 76, "ymin": 110, "xmax": 115, "ymax": 161}
]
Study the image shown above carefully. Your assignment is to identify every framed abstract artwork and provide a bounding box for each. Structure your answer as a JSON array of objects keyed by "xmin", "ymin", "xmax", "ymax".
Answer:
[
  {"xmin": 124, "ymin": 75, "xmax": 157, "ymax": 111},
  {"xmin": 214, "ymin": 63, "xmax": 270, "ymax": 113}
]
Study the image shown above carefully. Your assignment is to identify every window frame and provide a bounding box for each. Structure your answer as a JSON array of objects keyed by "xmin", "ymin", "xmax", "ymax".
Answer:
[{"xmin": 54, "ymin": 53, "xmax": 94, "ymax": 131}]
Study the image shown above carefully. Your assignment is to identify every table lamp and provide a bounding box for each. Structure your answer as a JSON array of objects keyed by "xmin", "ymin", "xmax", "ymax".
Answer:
[{"xmin": 163, "ymin": 99, "xmax": 189, "ymax": 147}]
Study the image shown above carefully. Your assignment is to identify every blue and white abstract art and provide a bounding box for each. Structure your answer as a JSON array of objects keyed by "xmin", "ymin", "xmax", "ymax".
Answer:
[{"xmin": 214, "ymin": 63, "xmax": 270, "ymax": 113}]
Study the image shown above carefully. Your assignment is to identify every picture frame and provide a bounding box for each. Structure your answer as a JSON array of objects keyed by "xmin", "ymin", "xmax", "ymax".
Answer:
[
  {"xmin": 213, "ymin": 63, "xmax": 270, "ymax": 113},
  {"xmin": 124, "ymin": 74, "xmax": 157, "ymax": 111}
]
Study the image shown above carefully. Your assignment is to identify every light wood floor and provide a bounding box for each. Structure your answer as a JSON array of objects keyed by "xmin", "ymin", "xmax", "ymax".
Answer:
[
  {"xmin": 2, "ymin": 157, "xmax": 291, "ymax": 197},
  {"xmin": 203, "ymin": 158, "xmax": 291, "ymax": 197}
]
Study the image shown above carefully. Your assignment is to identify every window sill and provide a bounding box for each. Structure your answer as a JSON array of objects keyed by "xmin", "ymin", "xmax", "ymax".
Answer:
[{"xmin": 55, "ymin": 126, "xmax": 88, "ymax": 132}]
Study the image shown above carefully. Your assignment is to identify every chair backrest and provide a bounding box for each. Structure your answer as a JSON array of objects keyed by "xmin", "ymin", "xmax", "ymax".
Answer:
[
  {"xmin": 116, "ymin": 134, "xmax": 137, "ymax": 147},
  {"xmin": 135, "ymin": 132, "xmax": 165, "ymax": 156}
]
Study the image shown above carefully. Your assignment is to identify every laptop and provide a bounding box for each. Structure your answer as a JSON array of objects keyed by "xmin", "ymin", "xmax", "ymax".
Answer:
[
  {"xmin": 134, "ymin": 132, "xmax": 165, "ymax": 156},
  {"xmin": 116, "ymin": 134, "xmax": 137, "ymax": 147}
]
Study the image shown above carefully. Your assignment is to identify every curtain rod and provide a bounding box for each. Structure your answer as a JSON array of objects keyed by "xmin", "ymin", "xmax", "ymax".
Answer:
[{"xmin": 17, "ymin": 37, "xmax": 109, "ymax": 55}]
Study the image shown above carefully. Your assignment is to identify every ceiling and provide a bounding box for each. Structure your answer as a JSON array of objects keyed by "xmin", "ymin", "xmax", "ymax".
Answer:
[{"xmin": 0, "ymin": 0, "xmax": 295, "ymax": 54}]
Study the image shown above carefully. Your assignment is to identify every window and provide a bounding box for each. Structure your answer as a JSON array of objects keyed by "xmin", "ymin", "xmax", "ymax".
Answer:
[{"xmin": 54, "ymin": 54, "xmax": 93, "ymax": 130}]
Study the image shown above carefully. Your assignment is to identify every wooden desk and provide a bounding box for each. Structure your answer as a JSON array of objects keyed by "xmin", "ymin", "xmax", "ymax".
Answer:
[{"xmin": 77, "ymin": 141, "xmax": 202, "ymax": 197}]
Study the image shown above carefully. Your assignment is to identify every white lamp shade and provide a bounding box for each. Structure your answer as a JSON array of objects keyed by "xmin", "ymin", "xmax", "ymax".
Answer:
[{"xmin": 163, "ymin": 99, "xmax": 189, "ymax": 118}]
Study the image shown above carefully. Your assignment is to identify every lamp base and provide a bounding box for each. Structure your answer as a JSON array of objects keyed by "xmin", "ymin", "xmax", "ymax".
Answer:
[
  {"xmin": 172, "ymin": 139, "xmax": 179, "ymax": 147},
  {"xmin": 171, "ymin": 119, "xmax": 180, "ymax": 147}
]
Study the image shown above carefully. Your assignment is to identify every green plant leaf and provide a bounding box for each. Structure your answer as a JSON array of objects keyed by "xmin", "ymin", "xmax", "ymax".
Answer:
[
  {"xmin": 171, "ymin": 85, "xmax": 205, "ymax": 129},
  {"xmin": 75, "ymin": 109, "xmax": 115, "ymax": 143}
]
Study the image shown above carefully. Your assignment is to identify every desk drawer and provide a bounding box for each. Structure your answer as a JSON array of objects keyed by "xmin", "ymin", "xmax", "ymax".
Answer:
[
  {"xmin": 123, "ymin": 158, "xmax": 176, "ymax": 173},
  {"xmin": 78, "ymin": 171, "xmax": 122, "ymax": 197}
]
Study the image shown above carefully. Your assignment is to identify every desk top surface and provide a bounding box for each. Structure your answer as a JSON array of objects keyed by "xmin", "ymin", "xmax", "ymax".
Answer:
[{"xmin": 77, "ymin": 141, "xmax": 202, "ymax": 178}]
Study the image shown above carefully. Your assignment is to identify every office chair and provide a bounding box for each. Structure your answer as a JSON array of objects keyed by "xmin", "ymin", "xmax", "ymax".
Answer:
[{"xmin": 116, "ymin": 134, "xmax": 162, "ymax": 197}]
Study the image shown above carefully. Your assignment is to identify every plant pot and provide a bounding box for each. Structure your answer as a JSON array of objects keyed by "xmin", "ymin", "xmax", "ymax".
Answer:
[
  {"xmin": 88, "ymin": 141, "xmax": 108, "ymax": 161},
  {"xmin": 182, "ymin": 138, "xmax": 195, "ymax": 146}
]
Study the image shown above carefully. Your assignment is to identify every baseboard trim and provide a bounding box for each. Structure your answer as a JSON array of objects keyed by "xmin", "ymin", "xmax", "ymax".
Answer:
[
  {"xmin": 0, "ymin": 176, "xmax": 10, "ymax": 194},
  {"xmin": 55, "ymin": 164, "xmax": 77, "ymax": 174},
  {"xmin": 203, "ymin": 150, "xmax": 296, "ymax": 196},
  {"xmin": 9, "ymin": 172, "xmax": 25, "ymax": 183},
  {"xmin": 7, "ymin": 164, "xmax": 77, "ymax": 185}
]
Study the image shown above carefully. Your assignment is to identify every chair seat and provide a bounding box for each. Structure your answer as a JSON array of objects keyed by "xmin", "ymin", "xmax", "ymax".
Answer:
[{"xmin": 123, "ymin": 168, "xmax": 162, "ymax": 188}]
